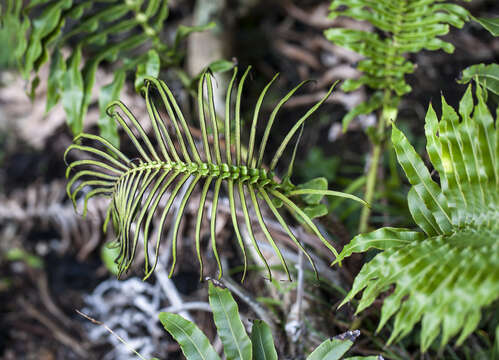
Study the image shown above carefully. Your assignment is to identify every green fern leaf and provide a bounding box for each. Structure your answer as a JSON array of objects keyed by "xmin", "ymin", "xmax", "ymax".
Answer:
[
  {"xmin": 18, "ymin": 0, "xmax": 170, "ymax": 141},
  {"xmin": 326, "ymin": 0, "xmax": 470, "ymax": 96},
  {"xmin": 250, "ymin": 320, "xmax": 278, "ymax": 360},
  {"xmin": 65, "ymin": 68, "xmax": 367, "ymax": 281},
  {"xmin": 161, "ymin": 280, "xmax": 377, "ymax": 359},
  {"xmin": 324, "ymin": 0, "xmax": 471, "ymax": 128},
  {"xmin": 336, "ymin": 84, "xmax": 499, "ymax": 351},
  {"xmin": 459, "ymin": 63, "xmax": 499, "ymax": 97},
  {"xmin": 472, "ymin": 16, "xmax": 499, "ymax": 37},
  {"xmin": 0, "ymin": 0, "xmax": 28, "ymax": 68},
  {"xmin": 15, "ymin": 0, "xmax": 214, "ymax": 145}
]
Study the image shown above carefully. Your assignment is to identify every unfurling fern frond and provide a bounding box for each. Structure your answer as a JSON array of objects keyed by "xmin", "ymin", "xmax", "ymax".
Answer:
[
  {"xmin": 335, "ymin": 84, "xmax": 499, "ymax": 351},
  {"xmin": 324, "ymin": 0, "xmax": 471, "ymax": 129},
  {"xmin": 65, "ymin": 67, "xmax": 367, "ymax": 282},
  {"xmin": 15, "ymin": 0, "xmax": 212, "ymax": 145}
]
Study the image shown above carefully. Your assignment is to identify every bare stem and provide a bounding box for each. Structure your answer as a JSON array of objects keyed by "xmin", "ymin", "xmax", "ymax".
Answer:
[{"xmin": 358, "ymin": 91, "xmax": 398, "ymax": 233}]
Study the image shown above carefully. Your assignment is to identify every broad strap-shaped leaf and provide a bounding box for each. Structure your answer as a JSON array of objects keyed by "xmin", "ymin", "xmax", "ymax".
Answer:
[
  {"xmin": 337, "ymin": 84, "xmax": 499, "ymax": 351},
  {"xmin": 250, "ymin": 320, "xmax": 278, "ymax": 360},
  {"xmin": 208, "ymin": 282, "xmax": 252, "ymax": 360},
  {"xmin": 159, "ymin": 312, "xmax": 221, "ymax": 360},
  {"xmin": 65, "ymin": 69, "xmax": 366, "ymax": 281},
  {"xmin": 61, "ymin": 46, "xmax": 84, "ymax": 135},
  {"xmin": 0, "ymin": 0, "xmax": 28, "ymax": 68},
  {"xmin": 161, "ymin": 282, "xmax": 378, "ymax": 359},
  {"xmin": 306, "ymin": 339, "xmax": 351, "ymax": 360},
  {"xmin": 98, "ymin": 71, "xmax": 125, "ymax": 148}
]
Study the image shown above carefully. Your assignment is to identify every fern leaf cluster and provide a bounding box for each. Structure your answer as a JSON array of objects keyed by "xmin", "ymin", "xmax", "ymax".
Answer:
[
  {"xmin": 335, "ymin": 84, "xmax": 499, "ymax": 351},
  {"xmin": 8, "ymin": 0, "xmax": 211, "ymax": 145},
  {"xmin": 65, "ymin": 68, "xmax": 366, "ymax": 281},
  {"xmin": 324, "ymin": 0, "xmax": 471, "ymax": 127}
]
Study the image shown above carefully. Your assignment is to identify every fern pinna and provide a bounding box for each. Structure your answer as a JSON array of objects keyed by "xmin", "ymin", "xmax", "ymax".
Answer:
[
  {"xmin": 335, "ymin": 84, "xmax": 499, "ymax": 351},
  {"xmin": 65, "ymin": 67, "xmax": 366, "ymax": 281}
]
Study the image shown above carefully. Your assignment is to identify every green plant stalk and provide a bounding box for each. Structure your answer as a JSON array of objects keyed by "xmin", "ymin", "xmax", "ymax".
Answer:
[
  {"xmin": 357, "ymin": 7, "xmax": 402, "ymax": 233},
  {"xmin": 359, "ymin": 91, "xmax": 398, "ymax": 233}
]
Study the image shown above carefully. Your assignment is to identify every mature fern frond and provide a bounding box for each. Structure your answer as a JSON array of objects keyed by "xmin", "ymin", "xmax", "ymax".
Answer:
[
  {"xmin": 65, "ymin": 68, "xmax": 367, "ymax": 281},
  {"xmin": 14, "ymin": 0, "xmax": 211, "ymax": 145},
  {"xmin": 0, "ymin": 0, "xmax": 26, "ymax": 68},
  {"xmin": 335, "ymin": 84, "xmax": 499, "ymax": 351},
  {"xmin": 324, "ymin": 0, "xmax": 471, "ymax": 128}
]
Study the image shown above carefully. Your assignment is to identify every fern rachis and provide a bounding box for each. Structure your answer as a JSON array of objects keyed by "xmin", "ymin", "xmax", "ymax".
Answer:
[{"xmin": 65, "ymin": 67, "xmax": 367, "ymax": 282}]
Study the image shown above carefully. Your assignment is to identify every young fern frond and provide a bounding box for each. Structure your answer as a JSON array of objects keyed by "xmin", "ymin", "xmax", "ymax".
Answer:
[
  {"xmin": 335, "ymin": 84, "xmax": 499, "ymax": 351},
  {"xmin": 324, "ymin": 0, "xmax": 471, "ymax": 128},
  {"xmin": 65, "ymin": 68, "xmax": 367, "ymax": 282}
]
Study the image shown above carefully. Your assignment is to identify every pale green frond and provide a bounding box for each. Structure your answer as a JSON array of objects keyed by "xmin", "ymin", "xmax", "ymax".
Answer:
[
  {"xmin": 66, "ymin": 70, "xmax": 366, "ymax": 280},
  {"xmin": 324, "ymin": 0, "xmax": 472, "ymax": 118},
  {"xmin": 337, "ymin": 84, "xmax": 499, "ymax": 351}
]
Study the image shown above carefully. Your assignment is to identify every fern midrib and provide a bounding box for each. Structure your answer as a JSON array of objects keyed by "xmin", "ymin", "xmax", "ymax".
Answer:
[
  {"xmin": 385, "ymin": 0, "xmax": 406, "ymax": 92},
  {"xmin": 113, "ymin": 160, "xmax": 283, "ymax": 193}
]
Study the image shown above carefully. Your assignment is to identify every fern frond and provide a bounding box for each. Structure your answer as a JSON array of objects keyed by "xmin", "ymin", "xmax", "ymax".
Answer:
[
  {"xmin": 16, "ymin": 0, "xmax": 212, "ymax": 145},
  {"xmin": 65, "ymin": 68, "xmax": 367, "ymax": 282},
  {"xmin": 335, "ymin": 84, "xmax": 499, "ymax": 351},
  {"xmin": 324, "ymin": 0, "xmax": 471, "ymax": 127},
  {"xmin": 326, "ymin": 0, "xmax": 470, "ymax": 96},
  {"xmin": 0, "ymin": 0, "xmax": 26, "ymax": 68}
]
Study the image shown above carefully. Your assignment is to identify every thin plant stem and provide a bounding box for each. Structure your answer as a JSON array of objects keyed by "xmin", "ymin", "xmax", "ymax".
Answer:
[{"xmin": 358, "ymin": 90, "xmax": 398, "ymax": 233}]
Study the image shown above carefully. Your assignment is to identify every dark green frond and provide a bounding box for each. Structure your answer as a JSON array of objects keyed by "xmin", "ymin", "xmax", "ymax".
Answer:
[
  {"xmin": 65, "ymin": 69, "xmax": 367, "ymax": 281},
  {"xmin": 336, "ymin": 84, "xmax": 499, "ymax": 351},
  {"xmin": 13, "ymin": 0, "xmax": 213, "ymax": 145}
]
